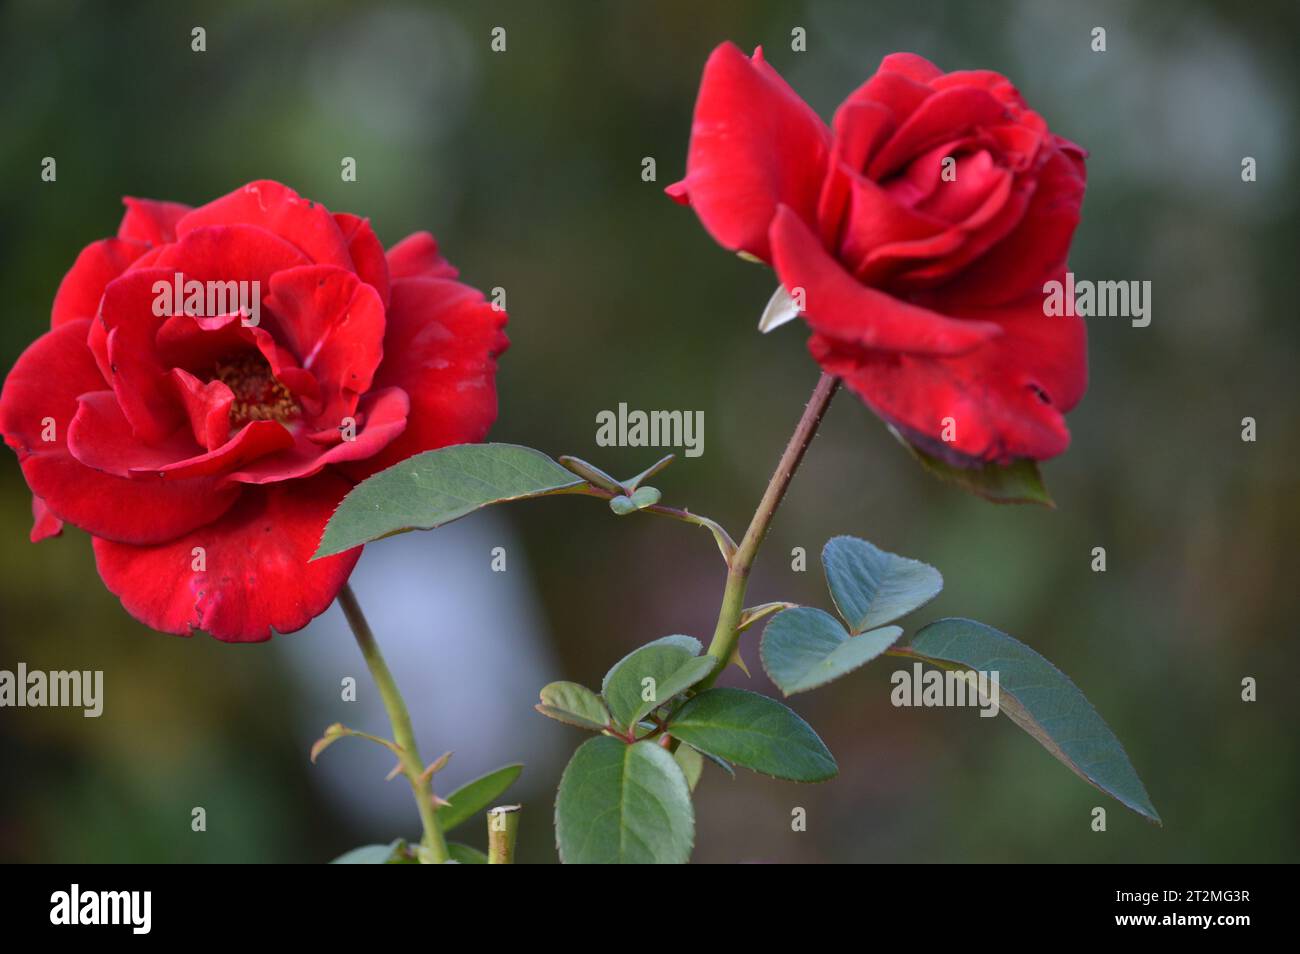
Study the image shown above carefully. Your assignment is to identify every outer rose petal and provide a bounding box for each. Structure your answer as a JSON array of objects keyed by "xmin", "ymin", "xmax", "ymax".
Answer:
[
  {"xmin": 176, "ymin": 180, "xmax": 353, "ymax": 270},
  {"xmin": 670, "ymin": 42, "xmax": 831, "ymax": 263},
  {"xmin": 334, "ymin": 212, "xmax": 391, "ymax": 307},
  {"xmin": 339, "ymin": 278, "xmax": 507, "ymax": 480},
  {"xmin": 386, "ymin": 232, "xmax": 459, "ymax": 281},
  {"xmin": 874, "ymin": 52, "xmax": 944, "ymax": 84},
  {"xmin": 769, "ymin": 206, "xmax": 999, "ymax": 356},
  {"xmin": 92, "ymin": 474, "xmax": 361, "ymax": 641},
  {"xmin": 0, "ymin": 320, "xmax": 239, "ymax": 543},
  {"xmin": 118, "ymin": 197, "xmax": 191, "ymax": 246},
  {"xmin": 51, "ymin": 238, "xmax": 148, "ymax": 327},
  {"xmin": 810, "ymin": 285, "xmax": 1087, "ymax": 463},
  {"xmin": 154, "ymin": 222, "xmax": 311, "ymax": 286},
  {"xmin": 31, "ymin": 495, "xmax": 63, "ymax": 542}
]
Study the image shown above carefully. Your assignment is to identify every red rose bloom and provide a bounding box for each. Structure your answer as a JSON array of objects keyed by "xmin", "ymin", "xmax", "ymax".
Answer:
[
  {"xmin": 0, "ymin": 180, "xmax": 507, "ymax": 641},
  {"xmin": 668, "ymin": 44, "xmax": 1087, "ymax": 464}
]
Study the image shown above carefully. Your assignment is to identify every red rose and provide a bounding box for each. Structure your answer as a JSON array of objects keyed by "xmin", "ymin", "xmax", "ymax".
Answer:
[
  {"xmin": 0, "ymin": 180, "xmax": 507, "ymax": 641},
  {"xmin": 668, "ymin": 44, "xmax": 1087, "ymax": 464}
]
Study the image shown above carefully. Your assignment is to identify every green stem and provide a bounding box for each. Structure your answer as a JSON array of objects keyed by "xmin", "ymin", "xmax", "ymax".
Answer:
[
  {"xmin": 565, "ymin": 485, "xmax": 738, "ymax": 559},
  {"xmin": 486, "ymin": 805, "xmax": 521, "ymax": 864},
  {"xmin": 700, "ymin": 372, "xmax": 840, "ymax": 687},
  {"xmin": 337, "ymin": 582, "xmax": 450, "ymax": 864}
]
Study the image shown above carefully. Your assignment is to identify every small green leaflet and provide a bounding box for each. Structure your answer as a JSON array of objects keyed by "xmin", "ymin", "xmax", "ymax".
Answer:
[
  {"xmin": 555, "ymin": 737, "xmax": 694, "ymax": 864},
  {"xmin": 536, "ymin": 681, "xmax": 611, "ymax": 731},
  {"xmin": 436, "ymin": 763, "xmax": 523, "ymax": 833},
  {"xmin": 674, "ymin": 744, "xmax": 704, "ymax": 791},
  {"xmin": 601, "ymin": 635, "xmax": 713, "ymax": 730},
  {"xmin": 314, "ymin": 443, "xmax": 582, "ymax": 558},
  {"xmin": 822, "ymin": 535, "xmax": 943, "ymax": 632},
  {"xmin": 761, "ymin": 606, "xmax": 902, "ymax": 695},
  {"xmin": 667, "ymin": 688, "xmax": 837, "ymax": 782},
  {"xmin": 904, "ymin": 618, "xmax": 1161, "ymax": 824}
]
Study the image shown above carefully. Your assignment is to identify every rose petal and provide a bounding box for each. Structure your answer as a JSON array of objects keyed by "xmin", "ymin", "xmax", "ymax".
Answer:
[
  {"xmin": 99, "ymin": 269, "xmax": 189, "ymax": 443},
  {"xmin": 223, "ymin": 385, "xmax": 409, "ymax": 484},
  {"xmin": 118, "ymin": 196, "xmax": 191, "ymax": 246},
  {"xmin": 385, "ymin": 231, "xmax": 459, "ymax": 281},
  {"xmin": 868, "ymin": 86, "xmax": 1010, "ymax": 180},
  {"xmin": 334, "ymin": 212, "xmax": 391, "ymax": 307},
  {"xmin": 0, "ymin": 320, "xmax": 239, "ymax": 543},
  {"xmin": 169, "ymin": 368, "xmax": 234, "ymax": 450},
  {"xmin": 264, "ymin": 265, "xmax": 386, "ymax": 422},
  {"xmin": 91, "ymin": 473, "xmax": 361, "ymax": 641},
  {"xmin": 674, "ymin": 42, "xmax": 831, "ymax": 263},
  {"xmin": 810, "ymin": 282, "xmax": 1086, "ymax": 462},
  {"xmin": 67, "ymin": 390, "xmax": 203, "ymax": 475},
  {"xmin": 154, "ymin": 222, "xmax": 310, "ymax": 288},
  {"xmin": 768, "ymin": 206, "xmax": 999, "ymax": 355},
  {"xmin": 936, "ymin": 146, "xmax": 1086, "ymax": 306},
  {"xmin": 51, "ymin": 238, "xmax": 148, "ymax": 327},
  {"xmin": 875, "ymin": 52, "xmax": 945, "ymax": 84},
  {"xmin": 30, "ymin": 494, "xmax": 63, "ymax": 543},
  {"xmin": 339, "ymin": 278, "xmax": 507, "ymax": 481},
  {"xmin": 176, "ymin": 180, "xmax": 352, "ymax": 270}
]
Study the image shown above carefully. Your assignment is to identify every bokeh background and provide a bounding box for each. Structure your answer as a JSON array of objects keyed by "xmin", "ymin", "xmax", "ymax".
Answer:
[{"xmin": 1, "ymin": 0, "xmax": 1297, "ymax": 863}]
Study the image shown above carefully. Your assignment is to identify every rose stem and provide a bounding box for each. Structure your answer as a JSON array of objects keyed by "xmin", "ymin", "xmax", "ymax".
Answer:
[
  {"xmin": 486, "ymin": 805, "xmax": 521, "ymax": 864},
  {"xmin": 698, "ymin": 371, "xmax": 840, "ymax": 687},
  {"xmin": 337, "ymin": 582, "xmax": 450, "ymax": 864}
]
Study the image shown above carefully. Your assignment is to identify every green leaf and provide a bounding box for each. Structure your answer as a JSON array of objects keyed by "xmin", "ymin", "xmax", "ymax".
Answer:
[
  {"xmin": 674, "ymin": 744, "xmax": 703, "ymax": 792},
  {"xmin": 889, "ymin": 426, "xmax": 1054, "ymax": 507},
  {"xmin": 436, "ymin": 763, "xmax": 524, "ymax": 833},
  {"xmin": 330, "ymin": 841, "xmax": 405, "ymax": 864},
  {"xmin": 905, "ymin": 618, "xmax": 1160, "ymax": 824},
  {"xmin": 602, "ymin": 635, "xmax": 712, "ymax": 729},
  {"xmin": 314, "ymin": 443, "xmax": 582, "ymax": 558},
  {"xmin": 687, "ymin": 744, "xmax": 735, "ymax": 779},
  {"xmin": 536, "ymin": 681, "xmax": 611, "ymax": 731},
  {"xmin": 622, "ymin": 454, "xmax": 674, "ymax": 492},
  {"xmin": 667, "ymin": 688, "xmax": 837, "ymax": 782},
  {"xmin": 447, "ymin": 842, "xmax": 488, "ymax": 864},
  {"xmin": 608, "ymin": 486, "xmax": 661, "ymax": 513},
  {"xmin": 555, "ymin": 737, "xmax": 694, "ymax": 864},
  {"xmin": 822, "ymin": 536, "xmax": 943, "ymax": 632},
  {"xmin": 557, "ymin": 455, "xmax": 624, "ymax": 494},
  {"xmin": 760, "ymin": 606, "xmax": 902, "ymax": 695},
  {"xmin": 629, "ymin": 485, "xmax": 661, "ymax": 509},
  {"xmin": 601, "ymin": 635, "xmax": 700, "ymax": 695}
]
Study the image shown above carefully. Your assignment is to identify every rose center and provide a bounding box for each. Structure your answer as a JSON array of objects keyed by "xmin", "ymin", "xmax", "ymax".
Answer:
[{"xmin": 210, "ymin": 353, "xmax": 301, "ymax": 427}]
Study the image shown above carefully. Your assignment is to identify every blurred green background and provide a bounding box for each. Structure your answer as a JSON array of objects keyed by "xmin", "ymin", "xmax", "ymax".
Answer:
[{"xmin": 2, "ymin": 0, "xmax": 1297, "ymax": 863}]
